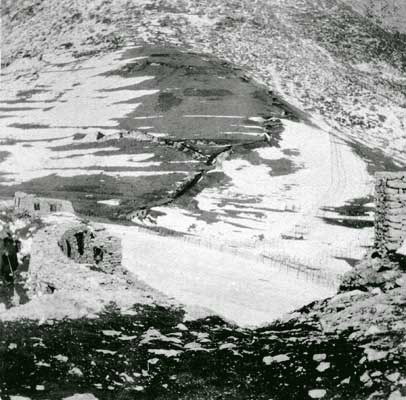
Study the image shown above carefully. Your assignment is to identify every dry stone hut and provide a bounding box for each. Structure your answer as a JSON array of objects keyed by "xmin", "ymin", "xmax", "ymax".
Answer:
[
  {"xmin": 58, "ymin": 224, "xmax": 122, "ymax": 273},
  {"xmin": 374, "ymin": 172, "xmax": 406, "ymax": 262},
  {"xmin": 14, "ymin": 192, "xmax": 74, "ymax": 217}
]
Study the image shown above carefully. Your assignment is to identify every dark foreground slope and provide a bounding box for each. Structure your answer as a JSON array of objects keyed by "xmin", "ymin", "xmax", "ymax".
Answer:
[{"xmin": 1, "ymin": 263, "xmax": 406, "ymax": 400}]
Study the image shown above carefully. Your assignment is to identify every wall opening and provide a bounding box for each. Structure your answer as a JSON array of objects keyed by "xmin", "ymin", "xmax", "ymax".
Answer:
[
  {"xmin": 50, "ymin": 204, "xmax": 57, "ymax": 212},
  {"xmin": 65, "ymin": 240, "xmax": 71, "ymax": 258},
  {"xmin": 59, "ymin": 224, "xmax": 122, "ymax": 272},
  {"xmin": 93, "ymin": 247, "xmax": 104, "ymax": 264},
  {"xmin": 34, "ymin": 203, "xmax": 40, "ymax": 211},
  {"xmin": 74, "ymin": 232, "xmax": 85, "ymax": 256}
]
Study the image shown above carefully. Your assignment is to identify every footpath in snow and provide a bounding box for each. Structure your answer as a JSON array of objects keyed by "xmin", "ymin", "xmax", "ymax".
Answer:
[{"xmin": 150, "ymin": 120, "xmax": 374, "ymax": 276}]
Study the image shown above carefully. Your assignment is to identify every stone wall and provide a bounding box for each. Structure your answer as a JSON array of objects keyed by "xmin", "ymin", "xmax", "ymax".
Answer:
[
  {"xmin": 22, "ymin": 220, "xmax": 171, "ymax": 320},
  {"xmin": 14, "ymin": 192, "xmax": 74, "ymax": 217},
  {"xmin": 58, "ymin": 224, "xmax": 121, "ymax": 273},
  {"xmin": 374, "ymin": 172, "xmax": 406, "ymax": 259}
]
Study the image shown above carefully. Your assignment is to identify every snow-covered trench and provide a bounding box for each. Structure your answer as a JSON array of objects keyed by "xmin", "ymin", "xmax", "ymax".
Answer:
[{"xmin": 106, "ymin": 224, "xmax": 334, "ymax": 327}]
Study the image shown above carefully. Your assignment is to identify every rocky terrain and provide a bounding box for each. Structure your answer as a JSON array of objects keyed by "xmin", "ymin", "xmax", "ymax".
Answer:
[
  {"xmin": 2, "ymin": 0, "xmax": 406, "ymax": 164},
  {"xmin": 1, "ymin": 1, "xmax": 406, "ymax": 399},
  {"xmin": 344, "ymin": 0, "xmax": 406, "ymax": 33},
  {"xmin": 2, "ymin": 257, "xmax": 406, "ymax": 400}
]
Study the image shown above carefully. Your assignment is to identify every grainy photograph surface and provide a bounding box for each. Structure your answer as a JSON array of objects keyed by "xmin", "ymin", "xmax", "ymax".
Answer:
[{"xmin": 1, "ymin": 1, "xmax": 406, "ymax": 399}]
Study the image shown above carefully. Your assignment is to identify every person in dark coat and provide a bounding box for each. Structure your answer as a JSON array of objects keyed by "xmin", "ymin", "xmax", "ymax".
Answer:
[
  {"xmin": 0, "ymin": 231, "xmax": 19, "ymax": 284},
  {"xmin": 0, "ymin": 230, "xmax": 19, "ymax": 308}
]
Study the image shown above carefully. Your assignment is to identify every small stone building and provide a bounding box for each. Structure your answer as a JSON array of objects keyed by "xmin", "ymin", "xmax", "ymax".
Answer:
[
  {"xmin": 58, "ymin": 224, "xmax": 122, "ymax": 273},
  {"xmin": 14, "ymin": 192, "xmax": 74, "ymax": 217},
  {"xmin": 374, "ymin": 172, "xmax": 406, "ymax": 260}
]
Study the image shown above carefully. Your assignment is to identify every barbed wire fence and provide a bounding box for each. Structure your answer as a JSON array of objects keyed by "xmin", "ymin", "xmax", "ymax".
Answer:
[{"xmin": 130, "ymin": 223, "xmax": 374, "ymax": 289}]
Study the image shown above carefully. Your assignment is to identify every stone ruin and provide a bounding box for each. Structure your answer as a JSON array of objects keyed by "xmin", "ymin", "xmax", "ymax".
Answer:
[
  {"xmin": 14, "ymin": 192, "xmax": 74, "ymax": 217},
  {"xmin": 58, "ymin": 224, "xmax": 122, "ymax": 273},
  {"xmin": 374, "ymin": 172, "xmax": 406, "ymax": 264}
]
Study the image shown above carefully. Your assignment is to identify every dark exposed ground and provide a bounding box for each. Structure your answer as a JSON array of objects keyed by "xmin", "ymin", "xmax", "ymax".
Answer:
[
  {"xmin": 345, "ymin": 139, "xmax": 406, "ymax": 176},
  {"xmin": 321, "ymin": 217, "xmax": 374, "ymax": 229},
  {"xmin": 1, "ymin": 294, "xmax": 405, "ymax": 400},
  {"xmin": 0, "ymin": 172, "xmax": 184, "ymax": 221},
  {"xmin": 320, "ymin": 197, "xmax": 375, "ymax": 229},
  {"xmin": 109, "ymin": 47, "xmax": 301, "ymax": 140},
  {"xmin": 322, "ymin": 197, "xmax": 375, "ymax": 218},
  {"xmin": 0, "ymin": 47, "xmax": 300, "ymax": 222}
]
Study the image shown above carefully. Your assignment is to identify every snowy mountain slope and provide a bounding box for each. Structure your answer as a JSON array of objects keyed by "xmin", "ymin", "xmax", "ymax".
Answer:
[
  {"xmin": 2, "ymin": 4, "xmax": 406, "ymax": 399},
  {"xmin": 2, "ymin": 0, "xmax": 406, "ymax": 167},
  {"xmin": 2, "ymin": 0, "xmax": 405, "ymax": 280},
  {"xmin": 143, "ymin": 0, "xmax": 406, "ymax": 166}
]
